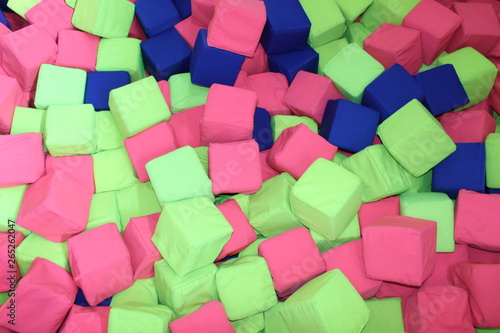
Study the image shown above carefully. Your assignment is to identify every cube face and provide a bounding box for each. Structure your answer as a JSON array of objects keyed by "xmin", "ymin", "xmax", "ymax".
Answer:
[
  {"xmin": 0, "ymin": 74, "xmax": 28, "ymax": 135},
  {"xmin": 268, "ymin": 44, "xmax": 319, "ymax": 84},
  {"xmin": 55, "ymin": 30, "xmax": 100, "ymax": 72},
  {"xmin": 314, "ymin": 38, "xmax": 348, "ymax": 76},
  {"xmin": 363, "ymin": 298, "xmax": 405, "ymax": 333},
  {"xmin": 24, "ymin": 0, "xmax": 74, "ymax": 40},
  {"xmin": 253, "ymin": 107, "xmax": 273, "ymax": 151},
  {"xmin": 168, "ymin": 73, "xmax": 209, "ymax": 113},
  {"xmin": 169, "ymin": 105, "xmax": 204, "ymax": 148},
  {"xmin": 96, "ymin": 38, "xmax": 146, "ymax": 82},
  {"xmin": 135, "ymin": 0, "xmax": 181, "ymax": 37},
  {"xmin": 45, "ymin": 154, "xmax": 95, "ymax": 193},
  {"xmin": 86, "ymin": 191, "xmax": 121, "ymax": 232},
  {"xmin": 108, "ymin": 304, "xmax": 175, "ymax": 333},
  {"xmin": 298, "ymin": 0, "xmax": 345, "ymax": 48},
  {"xmin": 486, "ymin": 133, "xmax": 500, "ymax": 189},
  {"xmin": 115, "ymin": 181, "xmax": 161, "ymax": 230},
  {"xmin": 271, "ymin": 115, "xmax": 318, "ymax": 141},
  {"xmin": 10, "ymin": 107, "xmax": 45, "ymax": 136},
  {"xmin": 359, "ymin": 0, "xmax": 420, "ymax": 31},
  {"xmin": 92, "ymin": 148, "xmax": 138, "ymax": 193},
  {"xmin": 85, "ymin": 71, "xmax": 131, "ymax": 111},
  {"xmin": 358, "ymin": 196, "xmax": 400, "ymax": 231},
  {"xmin": 168, "ymin": 301, "xmax": 235, "ymax": 333},
  {"xmin": 95, "ymin": 111, "xmax": 125, "ymax": 151},
  {"xmin": 248, "ymin": 72, "xmax": 290, "ymax": 117},
  {"xmin": 438, "ymin": 109, "xmax": 496, "ymax": 144}
]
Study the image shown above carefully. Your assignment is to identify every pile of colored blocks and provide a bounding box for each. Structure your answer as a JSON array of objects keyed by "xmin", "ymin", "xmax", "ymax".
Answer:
[{"xmin": 1, "ymin": 0, "xmax": 500, "ymax": 331}]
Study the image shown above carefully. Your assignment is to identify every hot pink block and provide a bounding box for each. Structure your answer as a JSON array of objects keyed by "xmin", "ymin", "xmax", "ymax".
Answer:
[
  {"xmin": 124, "ymin": 122, "xmax": 179, "ymax": 182},
  {"xmin": 68, "ymin": 223, "xmax": 134, "ymax": 306},
  {"xmin": 208, "ymin": 139, "xmax": 262, "ymax": 195},
  {"xmin": 234, "ymin": 70, "xmax": 251, "ymax": 90},
  {"xmin": 191, "ymin": 0, "xmax": 217, "ymax": 27},
  {"xmin": 157, "ymin": 80, "xmax": 172, "ymax": 110},
  {"xmin": 267, "ymin": 123, "xmax": 338, "ymax": 179},
  {"xmin": 0, "ymin": 133, "xmax": 45, "ymax": 187},
  {"xmin": 357, "ymin": 196, "xmax": 400, "ymax": 231},
  {"xmin": 364, "ymin": 23, "xmax": 422, "ymax": 75},
  {"xmin": 259, "ymin": 150, "xmax": 280, "ymax": 182},
  {"xmin": 122, "ymin": 213, "xmax": 162, "ymax": 279},
  {"xmin": 438, "ymin": 109, "xmax": 496, "ymax": 143},
  {"xmin": 248, "ymin": 72, "xmax": 290, "ymax": 116},
  {"xmin": 362, "ymin": 216, "xmax": 437, "ymax": 286},
  {"xmin": 215, "ymin": 199, "xmax": 257, "ymax": 261},
  {"xmin": 284, "ymin": 70, "xmax": 343, "ymax": 123},
  {"xmin": 169, "ymin": 105, "xmax": 204, "ymax": 148},
  {"xmin": 59, "ymin": 305, "xmax": 111, "ymax": 333},
  {"xmin": 46, "ymin": 154, "xmax": 95, "ymax": 193},
  {"xmin": 423, "ymin": 244, "xmax": 469, "ymax": 287},
  {"xmin": 241, "ymin": 43, "xmax": 269, "ymax": 75},
  {"xmin": 128, "ymin": 15, "xmax": 147, "ymax": 41},
  {"xmin": 488, "ymin": 64, "xmax": 500, "ymax": 115},
  {"xmin": 258, "ymin": 227, "xmax": 326, "ymax": 298},
  {"xmin": 0, "ymin": 258, "xmax": 77, "ymax": 333},
  {"xmin": 468, "ymin": 246, "xmax": 500, "ymax": 264},
  {"xmin": 0, "ymin": 231, "xmax": 24, "ymax": 292},
  {"xmin": 175, "ymin": 16, "xmax": 204, "ymax": 49},
  {"xmin": 169, "ymin": 301, "xmax": 236, "ymax": 333},
  {"xmin": 0, "ymin": 75, "xmax": 28, "ymax": 134},
  {"xmin": 25, "ymin": 0, "xmax": 75, "ymax": 40},
  {"xmin": 55, "ymin": 30, "xmax": 100, "ymax": 72}
]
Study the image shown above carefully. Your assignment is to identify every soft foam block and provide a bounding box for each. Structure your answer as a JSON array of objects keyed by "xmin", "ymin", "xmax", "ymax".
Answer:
[
  {"xmin": 24, "ymin": 0, "xmax": 74, "ymax": 40},
  {"xmin": 85, "ymin": 71, "xmax": 131, "ymax": 111},
  {"xmin": 486, "ymin": 134, "xmax": 500, "ymax": 188},
  {"xmin": 241, "ymin": 43, "xmax": 269, "ymax": 75},
  {"xmin": 115, "ymin": 181, "xmax": 161, "ymax": 230},
  {"xmin": 45, "ymin": 154, "xmax": 94, "ymax": 193},
  {"xmin": 363, "ymin": 298, "xmax": 405, "ymax": 333},
  {"xmin": 358, "ymin": 196, "xmax": 400, "ymax": 231},
  {"xmin": 0, "ymin": 75, "xmax": 28, "ymax": 134},
  {"xmin": 92, "ymin": 148, "xmax": 138, "ymax": 193},
  {"xmin": 439, "ymin": 109, "xmax": 496, "ymax": 144},
  {"xmin": 55, "ymin": 30, "xmax": 100, "ymax": 72},
  {"xmin": 169, "ymin": 301, "xmax": 236, "ymax": 333},
  {"xmin": 135, "ymin": 0, "xmax": 181, "ymax": 37},
  {"xmin": 168, "ymin": 72, "xmax": 208, "ymax": 113},
  {"xmin": 59, "ymin": 305, "xmax": 110, "ymax": 333},
  {"xmin": 423, "ymin": 244, "xmax": 469, "ymax": 287},
  {"xmin": 271, "ymin": 114, "xmax": 318, "ymax": 141},
  {"xmin": 268, "ymin": 44, "xmax": 319, "ymax": 84},
  {"xmin": 96, "ymin": 37, "xmax": 146, "ymax": 82},
  {"xmin": 108, "ymin": 304, "xmax": 175, "ymax": 333},
  {"xmin": 359, "ymin": 0, "xmax": 420, "ymax": 31},
  {"xmin": 86, "ymin": 191, "xmax": 121, "ymax": 232},
  {"xmin": 248, "ymin": 72, "xmax": 290, "ymax": 117},
  {"xmin": 0, "ymin": 231, "xmax": 23, "ymax": 291},
  {"xmin": 168, "ymin": 105, "xmax": 204, "ymax": 148}
]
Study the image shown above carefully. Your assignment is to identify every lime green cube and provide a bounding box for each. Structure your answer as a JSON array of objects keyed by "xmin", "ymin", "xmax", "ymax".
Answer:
[
  {"xmin": 264, "ymin": 303, "xmax": 291, "ymax": 333},
  {"xmin": 215, "ymin": 193, "xmax": 252, "ymax": 218},
  {"xmin": 10, "ymin": 107, "xmax": 45, "ymax": 136},
  {"xmin": 0, "ymin": 185, "xmax": 31, "ymax": 236},
  {"xmin": 231, "ymin": 313, "xmax": 265, "ymax": 333},
  {"xmin": 86, "ymin": 191, "xmax": 122, "ymax": 232},
  {"xmin": 345, "ymin": 22, "xmax": 371, "ymax": 47},
  {"xmin": 95, "ymin": 111, "xmax": 124, "ymax": 152},
  {"xmin": 115, "ymin": 181, "xmax": 161, "ymax": 230},
  {"xmin": 486, "ymin": 133, "xmax": 500, "ymax": 189},
  {"xmin": 238, "ymin": 236, "xmax": 267, "ymax": 257},
  {"xmin": 406, "ymin": 170, "xmax": 433, "ymax": 193},
  {"xmin": 108, "ymin": 304, "xmax": 175, "ymax": 333},
  {"xmin": 110, "ymin": 278, "xmax": 159, "ymax": 307},
  {"xmin": 310, "ymin": 214, "xmax": 361, "ymax": 253},
  {"xmin": 16, "ymin": 233, "xmax": 69, "ymax": 276},
  {"xmin": 360, "ymin": 0, "xmax": 420, "ymax": 31},
  {"xmin": 362, "ymin": 298, "xmax": 404, "ymax": 333},
  {"xmin": 336, "ymin": 0, "xmax": 373, "ymax": 25},
  {"xmin": 92, "ymin": 148, "xmax": 138, "ymax": 193},
  {"xmin": 314, "ymin": 38, "xmax": 348, "ymax": 76},
  {"xmin": 96, "ymin": 38, "xmax": 146, "ymax": 82},
  {"xmin": 194, "ymin": 146, "xmax": 209, "ymax": 174},
  {"xmin": 271, "ymin": 115, "xmax": 318, "ymax": 141},
  {"xmin": 168, "ymin": 73, "xmax": 209, "ymax": 114}
]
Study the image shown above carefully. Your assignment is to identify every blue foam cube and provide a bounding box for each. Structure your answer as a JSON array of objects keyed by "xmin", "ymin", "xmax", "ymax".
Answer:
[
  {"xmin": 75, "ymin": 289, "xmax": 112, "ymax": 307},
  {"xmin": 190, "ymin": 29, "xmax": 245, "ymax": 87},
  {"xmin": 253, "ymin": 107, "xmax": 273, "ymax": 151},
  {"xmin": 268, "ymin": 45, "xmax": 319, "ymax": 84},
  {"xmin": 432, "ymin": 143, "xmax": 486, "ymax": 199},
  {"xmin": 85, "ymin": 71, "xmax": 131, "ymax": 111},
  {"xmin": 362, "ymin": 64, "xmax": 425, "ymax": 122},
  {"xmin": 320, "ymin": 99, "xmax": 380, "ymax": 153},
  {"xmin": 141, "ymin": 28, "xmax": 191, "ymax": 81},
  {"xmin": 414, "ymin": 64, "xmax": 469, "ymax": 117},
  {"xmin": 173, "ymin": 0, "xmax": 191, "ymax": 19},
  {"xmin": 261, "ymin": 0, "xmax": 311, "ymax": 55},
  {"xmin": 135, "ymin": 0, "xmax": 182, "ymax": 37}
]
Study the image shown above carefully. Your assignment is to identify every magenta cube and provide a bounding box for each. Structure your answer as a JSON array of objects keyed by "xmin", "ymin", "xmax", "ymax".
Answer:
[
  {"xmin": 358, "ymin": 196, "xmax": 400, "ymax": 231},
  {"xmin": 169, "ymin": 105, "xmax": 204, "ymax": 148},
  {"xmin": 260, "ymin": 150, "xmax": 280, "ymax": 182},
  {"xmin": 0, "ymin": 75, "xmax": 28, "ymax": 134},
  {"xmin": 45, "ymin": 154, "xmax": 95, "ymax": 193},
  {"xmin": 438, "ymin": 109, "xmax": 496, "ymax": 143},
  {"xmin": 25, "ymin": 0, "xmax": 74, "ymax": 40},
  {"xmin": 169, "ymin": 301, "xmax": 235, "ymax": 333},
  {"xmin": 375, "ymin": 281, "xmax": 419, "ymax": 299},
  {"xmin": 55, "ymin": 30, "xmax": 100, "ymax": 72},
  {"xmin": 248, "ymin": 72, "xmax": 290, "ymax": 117},
  {"xmin": 468, "ymin": 246, "xmax": 500, "ymax": 265},
  {"xmin": 241, "ymin": 43, "xmax": 269, "ymax": 75},
  {"xmin": 191, "ymin": 0, "xmax": 217, "ymax": 27},
  {"xmin": 59, "ymin": 305, "xmax": 111, "ymax": 333},
  {"xmin": 422, "ymin": 244, "xmax": 469, "ymax": 287}
]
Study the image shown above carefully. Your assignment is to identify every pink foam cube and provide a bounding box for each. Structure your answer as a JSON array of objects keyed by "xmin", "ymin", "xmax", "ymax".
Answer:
[
  {"xmin": 169, "ymin": 301, "xmax": 235, "ymax": 333},
  {"xmin": 201, "ymin": 84, "xmax": 257, "ymax": 145},
  {"xmin": 0, "ymin": 133, "xmax": 45, "ymax": 187},
  {"xmin": 283, "ymin": 70, "xmax": 344, "ymax": 123},
  {"xmin": 438, "ymin": 109, "xmax": 496, "ymax": 143},
  {"xmin": 25, "ymin": 0, "xmax": 75, "ymax": 40},
  {"xmin": 215, "ymin": 199, "xmax": 257, "ymax": 261},
  {"xmin": 260, "ymin": 150, "xmax": 280, "ymax": 182},
  {"xmin": 403, "ymin": 285, "xmax": 475, "ymax": 333},
  {"xmin": 60, "ymin": 305, "xmax": 111, "ymax": 333},
  {"xmin": 1, "ymin": 25, "xmax": 57, "ymax": 91},
  {"xmin": 446, "ymin": 3, "xmax": 500, "ymax": 56},
  {"xmin": 358, "ymin": 196, "xmax": 400, "ymax": 231},
  {"xmin": 423, "ymin": 244, "xmax": 469, "ymax": 287},
  {"xmin": 0, "ymin": 231, "xmax": 24, "ymax": 292},
  {"xmin": 241, "ymin": 43, "xmax": 269, "ymax": 75},
  {"xmin": 362, "ymin": 216, "xmax": 437, "ymax": 286},
  {"xmin": 169, "ymin": 105, "xmax": 204, "ymax": 148},
  {"xmin": 208, "ymin": 139, "xmax": 262, "ymax": 195},
  {"xmin": 363, "ymin": 23, "xmax": 422, "ymax": 75},
  {"xmin": 4, "ymin": 11, "xmax": 30, "ymax": 31},
  {"xmin": 191, "ymin": 0, "xmax": 217, "ymax": 27},
  {"xmin": 455, "ymin": 189, "xmax": 500, "ymax": 252},
  {"xmin": 0, "ymin": 258, "xmax": 77, "ymax": 333},
  {"xmin": 46, "ymin": 154, "xmax": 95, "ymax": 193},
  {"xmin": 0, "ymin": 75, "xmax": 28, "ymax": 134},
  {"xmin": 375, "ymin": 281, "xmax": 419, "ymax": 299},
  {"xmin": 266, "ymin": 124, "xmax": 338, "ymax": 179},
  {"xmin": 122, "ymin": 213, "xmax": 162, "ymax": 279},
  {"xmin": 468, "ymin": 246, "xmax": 500, "ymax": 264},
  {"xmin": 451, "ymin": 262, "xmax": 500, "ymax": 328},
  {"xmin": 175, "ymin": 16, "xmax": 204, "ymax": 49},
  {"xmin": 157, "ymin": 79, "xmax": 171, "ymax": 110},
  {"xmin": 258, "ymin": 227, "xmax": 326, "ymax": 298},
  {"xmin": 124, "ymin": 122, "xmax": 179, "ymax": 182},
  {"xmin": 55, "ymin": 30, "xmax": 100, "ymax": 72},
  {"xmin": 233, "ymin": 70, "xmax": 251, "ymax": 90},
  {"xmin": 207, "ymin": 0, "xmax": 266, "ymax": 57},
  {"xmin": 128, "ymin": 15, "xmax": 147, "ymax": 41},
  {"xmin": 403, "ymin": 0, "xmax": 462, "ymax": 65},
  {"xmin": 68, "ymin": 223, "xmax": 134, "ymax": 306},
  {"xmin": 322, "ymin": 239, "xmax": 383, "ymax": 299},
  {"xmin": 248, "ymin": 72, "xmax": 290, "ymax": 116}
]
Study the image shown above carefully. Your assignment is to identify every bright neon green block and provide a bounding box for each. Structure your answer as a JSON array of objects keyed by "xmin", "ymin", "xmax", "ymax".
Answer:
[
  {"xmin": 333, "ymin": 152, "xmax": 349, "ymax": 164},
  {"xmin": 0, "ymin": 185, "xmax": 30, "ymax": 236},
  {"xmin": 345, "ymin": 22, "xmax": 371, "ymax": 48},
  {"xmin": 92, "ymin": 148, "xmax": 138, "ymax": 193},
  {"xmin": 310, "ymin": 214, "xmax": 361, "ymax": 253},
  {"xmin": 476, "ymin": 329, "xmax": 500, "ymax": 333},
  {"xmin": 109, "ymin": 76, "xmax": 170, "ymax": 138},
  {"xmin": 168, "ymin": 73, "xmax": 209, "ymax": 114},
  {"xmin": 155, "ymin": 260, "xmax": 218, "ymax": 317},
  {"xmin": 486, "ymin": 133, "xmax": 500, "ymax": 189},
  {"xmin": 71, "ymin": 0, "xmax": 134, "ymax": 38},
  {"xmin": 378, "ymin": 99, "xmax": 456, "ymax": 177},
  {"xmin": 6, "ymin": 0, "xmax": 41, "ymax": 19},
  {"xmin": 314, "ymin": 38, "xmax": 348, "ymax": 76},
  {"xmin": 271, "ymin": 115, "xmax": 318, "ymax": 141},
  {"xmin": 10, "ymin": 107, "xmax": 45, "ymax": 135},
  {"xmin": 115, "ymin": 181, "xmax": 161, "ymax": 230},
  {"xmin": 363, "ymin": 298, "xmax": 404, "ymax": 333},
  {"xmin": 110, "ymin": 278, "xmax": 158, "ymax": 307},
  {"xmin": 406, "ymin": 170, "xmax": 433, "ymax": 193},
  {"xmin": 342, "ymin": 145, "xmax": 411, "ymax": 203},
  {"xmin": 96, "ymin": 38, "xmax": 146, "ymax": 82},
  {"xmin": 265, "ymin": 303, "xmax": 291, "ymax": 333},
  {"xmin": 108, "ymin": 304, "xmax": 175, "ymax": 333},
  {"xmin": 249, "ymin": 173, "xmax": 303, "ymax": 238},
  {"xmin": 16, "ymin": 233, "xmax": 69, "ymax": 276},
  {"xmin": 34, "ymin": 64, "xmax": 87, "ymax": 110},
  {"xmin": 336, "ymin": 0, "xmax": 373, "ymax": 25},
  {"xmin": 194, "ymin": 146, "xmax": 209, "ymax": 174},
  {"xmin": 400, "ymin": 192, "xmax": 455, "ymax": 252},
  {"xmin": 324, "ymin": 43, "xmax": 384, "ymax": 104},
  {"xmin": 216, "ymin": 256, "xmax": 277, "ymax": 320},
  {"xmin": 238, "ymin": 236, "xmax": 267, "ymax": 257},
  {"xmin": 95, "ymin": 111, "xmax": 124, "ymax": 152},
  {"xmin": 418, "ymin": 52, "xmax": 447, "ymax": 73},
  {"xmin": 231, "ymin": 313, "xmax": 265, "ymax": 333},
  {"xmin": 437, "ymin": 47, "xmax": 498, "ymax": 110},
  {"xmin": 0, "ymin": 292, "xmax": 8, "ymax": 305},
  {"xmin": 298, "ymin": 0, "xmax": 346, "ymax": 48},
  {"xmin": 45, "ymin": 104, "xmax": 97, "ymax": 156},
  {"xmin": 86, "ymin": 191, "xmax": 122, "ymax": 232},
  {"xmin": 360, "ymin": 0, "xmax": 420, "ymax": 31},
  {"xmin": 279, "ymin": 269, "xmax": 370, "ymax": 333}
]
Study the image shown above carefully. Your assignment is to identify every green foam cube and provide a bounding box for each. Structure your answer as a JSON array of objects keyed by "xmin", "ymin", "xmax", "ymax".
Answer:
[
  {"xmin": 336, "ymin": 0, "xmax": 373, "ymax": 25},
  {"xmin": 0, "ymin": 185, "xmax": 31, "ymax": 236},
  {"xmin": 362, "ymin": 298, "xmax": 404, "ymax": 333},
  {"xmin": 360, "ymin": 0, "xmax": 420, "ymax": 31},
  {"xmin": 16, "ymin": 233, "xmax": 69, "ymax": 276},
  {"xmin": 265, "ymin": 303, "xmax": 291, "ymax": 333},
  {"xmin": 92, "ymin": 148, "xmax": 138, "ymax": 193},
  {"xmin": 45, "ymin": 104, "xmax": 96, "ymax": 156},
  {"xmin": 115, "ymin": 181, "xmax": 161, "ymax": 230},
  {"xmin": 249, "ymin": 173, "xmax": 303, "ymax": 238},
  {"xmin": 72, "ymin": 0, "xmax": 135, "ymax": 38},
  {"xmin": 168, "ymin": 73, "xmax": 209, "ymax": 114},
  {"xmin": 110, "ymin": 278, "xmax": 159, "ymax": 307},
  {"xmin": 238, "ymin": 236, "xmax": 267, "ymax": 257},
  {"xmin": 342, "ymin": 144, "xmax": 412, "ymax": 203},
  {"xmin": 155, "ymin": 259, "xmax": 218, "ymax": 317},
  {"xmin": 271, "ymin": 115, "xmax": 318, "ymax": 141},
  {"xmin": 291, "ymin": 158, "xmax": 362, "ymax": 241},
  {"xmin": 109, "ymin": 76, "xmax": 170, "ymax": 138},
  {"xmin": 310, "ymin": 214, "xmax": 361, "ymax": 253},
  {"xmin": 10, "ymin": 107, "xmax": 45, "ymax": 136},
  {"xmin": 194, "ymin": 146, "xmax": 209, "ymax": 174},
  {"xmin": 313, "ymin": 38, "xmax": 348, "ymax": 76},
  {"xmin": 96, "ymin": 38, "xmax": 146, "ymax": 82},
  {"xmin": 324, "ymin": 43, "xmax": 385, "ymax": 104},
  {"xmin": 377, "ymin": 99, "xmax": 456, "ymax": 177},
  {"xmin": 152, "ymin": 198, "xmax": 233, "ymax": 276},
  {"xmin": 406, "ymin": 169, "xmax": 433, "ymax": 193},
  {"xmin": 279, "ymin": 269, "xmax": 370, "ymax": 333},
  {"xmin": 400, "ymin": 192, "xmax": 455, "ymax": 252},
  {"xmin": 437, "ymin": 47, "xmax": 498, "ymax": 110},
  {"xmin": 34, "ymin": 64, "xmax": 87, "ymax": 110},
  {"xmin": 486, "ymin": 133, "xmax": 500, "ymax": 189},
  {"xmin": 95, "ymin": 111, "xmax": 124, "ymax": 152},
  {"xmin": 86, "ymin": 191, "xmax": 122, "ymax": 232},
  {"xmin": 231, "ymin": 313, "xmax": 265, "ymax": 333},
  {"xmin": 216, "ymin": 256, "xmax": 277, "ymax": 320},
  {"xmin": 146, "ymin": 146, "xmax": 213, "ymax": 206},
  {"xmin": 345, "ymin": 22, "xmax": 371, "ymax": 48},
  {"xmin": 108, "ymin": 304, "xmax": 175, "ymax": 333}
]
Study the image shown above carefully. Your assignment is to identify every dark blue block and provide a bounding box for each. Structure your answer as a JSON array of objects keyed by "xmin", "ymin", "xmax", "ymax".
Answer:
[
  {"xmin": 135, "ymin": 0, "xmax": 182, "ymax": 37},
  {"xmin": 362, "ymin": 64, "xmax": 425, "ymax": 122},
  {"xmin": 0, "ymin": 10, "xmax": 11, "ymax": 29},
  {"xmin": 173, "ymin": 0, "xmax": 191, "ymax": 19},
  {"xmin": 141, "ymin": 28, "xmax": 191, "ymax": 81},
  {"xmin": 253, "ymin": 107, "xmax": 273, "ymax": 151},
  {"xmin": 74, "ymin": 289, "xmax": 112, "ymax": 307},
  {"xmin": 85, "ymin": 71, "xmax": 131, "ymax": 111},
  {"xmin": 414, "ymin": 64, "xmax": 469, "ymax": 117},
  {"xmin": 261, "ymin": 0, "xmax": 310, "ymax": 55},
  {"xmin": 320, "ymin": 99, "xmax": 380, "ymax": 153},
  {"xmin": 487, "ymin": 187, "xmax": 500, "ymax": 194},
  {"xmin": 432, "ymin": 143, "xmax": 486, "ymax": 199},
  {"xmin": 268, "ymin": 45, "xmax": 319, "ymax": 84},
  {"xmin": 190, "ymin": 29, "xmax": 245, "ymax": 87}
]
